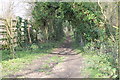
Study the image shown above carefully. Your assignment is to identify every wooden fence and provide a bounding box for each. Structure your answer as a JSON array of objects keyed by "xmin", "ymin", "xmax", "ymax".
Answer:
[{"xmin": 0, "ymin": 17, "xmax": 31, "ymax": 49}]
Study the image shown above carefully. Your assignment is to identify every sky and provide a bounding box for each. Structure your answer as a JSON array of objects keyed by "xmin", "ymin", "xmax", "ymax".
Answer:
[
  {"xmin": 0, "ymin": 0, "xmax": 31, "ymax": 19},
  {"xmin": 0, "ymin": 0, "xmax": 118, "ymax": 19}
]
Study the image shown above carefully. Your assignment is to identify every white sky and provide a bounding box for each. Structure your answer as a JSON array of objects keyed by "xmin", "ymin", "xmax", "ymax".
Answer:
[
  {"xmin": 0, "ymin": 0, "xmax": 30, "ymax": 19},
  {"xmin": 0, "ymin": 0, "xmax": 118, "ymax": 19}
]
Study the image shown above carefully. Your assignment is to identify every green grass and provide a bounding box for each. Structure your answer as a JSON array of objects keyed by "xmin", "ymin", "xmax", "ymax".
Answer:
[
  {"xmin": 38, "ymin": 56, "xmax": 65, "ymax": 73},
  {"xmin": 83, "ymin": 54, "xmax": 117, "ymax": 78},
  {"xmin": 2, "ymin": 51, "xmax": 47, "ymax": 76},
  {"xmin": 2, "ymin": 41, "xmax": 64, "ymax": 77},
  {"xmin": 47, "ymin": 56, "xmax": 65, "ymax": 63},
  {"xmin": 73, "ymin": 42, "xmax": 117, "ymax": 78}
]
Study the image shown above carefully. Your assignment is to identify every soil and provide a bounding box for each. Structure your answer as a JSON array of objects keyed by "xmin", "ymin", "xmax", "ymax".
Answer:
[{"xmin": 5, "ymin": 36, "xmax": 88, "ymax": 78}]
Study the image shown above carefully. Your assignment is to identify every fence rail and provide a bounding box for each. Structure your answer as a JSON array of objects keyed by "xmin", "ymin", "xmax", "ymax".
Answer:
[{"xmin": 0, "ymin": 17, "xmax": 30, "ymax": 49}]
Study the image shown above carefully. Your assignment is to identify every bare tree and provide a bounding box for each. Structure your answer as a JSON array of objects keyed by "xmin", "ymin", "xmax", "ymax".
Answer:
[
  {"xmin": 98, "ymin": 1, "xmax": 118, "ymax": 41},
  {"xmin": 1, "ymin": 0, "xmax": 17, "ymax": 58}
]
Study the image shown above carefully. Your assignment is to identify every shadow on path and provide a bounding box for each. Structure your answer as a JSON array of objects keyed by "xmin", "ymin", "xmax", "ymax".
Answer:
[{"xmin": 5, "ymin": 36, "xmax": 87, "ymax": 78}]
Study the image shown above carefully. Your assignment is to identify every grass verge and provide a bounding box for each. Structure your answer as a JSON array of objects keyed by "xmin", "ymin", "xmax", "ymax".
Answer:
[
  {"xmin": 72, "ymin": 42, "xmax": 117, "ymax": 78},
  {"xmin": 2, "ymin": 41, "xmax": 63, "ymax": 77},
  {"xmin": 2, "ymin": 52, "xmax": 47, "ymax": 77}
]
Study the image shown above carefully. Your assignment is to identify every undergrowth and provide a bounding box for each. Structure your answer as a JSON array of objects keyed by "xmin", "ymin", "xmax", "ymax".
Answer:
[
  {"xmin": 1, "ymin": 41, "xmax": 63, "ymax": 77},
  {"xmin": 73, "ymin": 41, "xmax": 118, "ymax": 78}
]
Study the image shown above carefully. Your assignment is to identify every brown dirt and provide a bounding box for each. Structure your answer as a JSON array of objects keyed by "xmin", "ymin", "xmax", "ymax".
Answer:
[
  {"xmin": 41, "ymin": 55, "xmax": 87, "ymax": 78},
  {"xmin": 5, "ymin": 36, "xmax": 88, "ymax": 78}
]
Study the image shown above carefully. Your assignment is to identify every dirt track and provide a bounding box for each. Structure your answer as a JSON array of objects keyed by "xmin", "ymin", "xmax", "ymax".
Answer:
[{"xmin": 6, "ymin": 36, "xmax": 87, "ymax": 78}]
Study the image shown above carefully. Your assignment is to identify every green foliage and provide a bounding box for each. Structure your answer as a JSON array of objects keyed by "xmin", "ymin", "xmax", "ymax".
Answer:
[
  {"xmin": 16, "ymin": 16, "xmax": 31, "ymax": 48},
  {"xmin": 2, "ymin": 39, "xmax": 63, "ymax": 61},
  {"xmin": 30, "ymin": 44, "xmax": 39, "ymax": 50},
  {"xmin": 79, "ymin": 40, "xmax": 118, "ymax": 78},
  {"xmin": 2, "ymin": 40, "xmax": 63, "ymax": 76},
  {"xmin": 2, "ymin": 2, "xmax": 118, "ymax": 78},
  {"xmin": 16, "ymin": 16, "xmax": 23, "ymax": 47},
  {"xmin": 2, "ymin": 49, "xmax": 11, "ymax": 60},
  {"xmin": 32, "ymin": 2, "xmax": 65, "ymax": 41},
  {"xmin": 32, "ymin": 2, "xmax": 104, "ymax": 43},
  {"xmin": 85, "ymin": 54, "xmax": 117, "ymax": 78},
  {"xmin": 2, "ymin": 51, "xmax": 47, "ymax": 76},
  {"xmin": 72, "ymin": 3, "xmax": 103, "ymax": 43}
]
